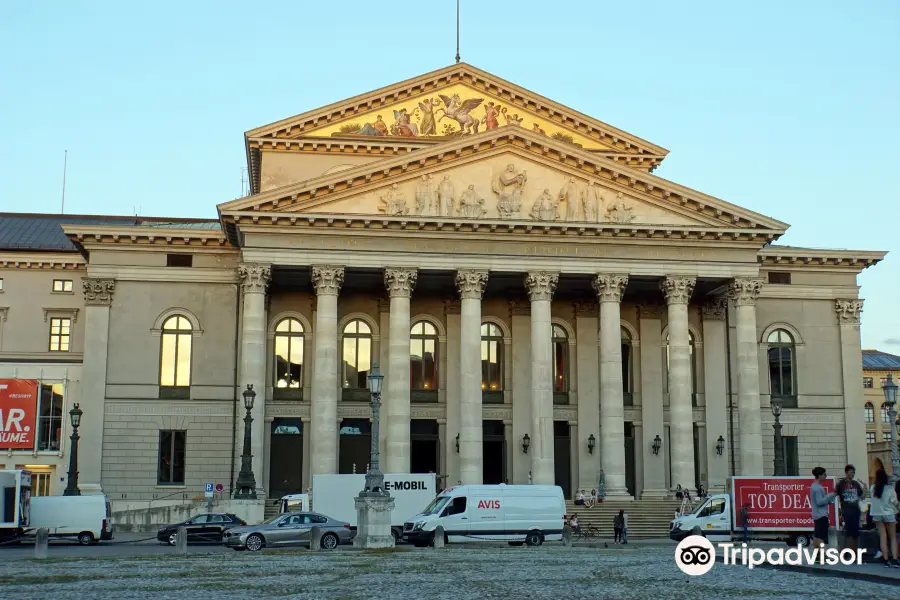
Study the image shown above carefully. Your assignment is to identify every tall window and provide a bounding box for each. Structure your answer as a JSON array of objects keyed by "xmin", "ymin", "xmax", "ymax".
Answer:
[
  {"xmin": 160, "ymin": 315, "xmax": 192, "ymax": 388},
  {"xmin": 882, "ymin": 404, "xmax": 891, "ymax": 424},
  {"xmin": 158, "ymin": 430, "xmax": 186, "ymax": 485},
  {"xmin": 410, "ymin": 321, "xmax": 438, "ymax": 390},
  {"xmin": 481, "ymin": 323, "xmax": 503, "ymax": 391},
  {"xmin": 552, "ymin": 324, "xmax": 569, "ymax": 393},
  {"xmin": 37, "ymin": 383, "xmax": 64, "ymax": 452},
  {"xmin": 48, "ymin": 317, "xmax": 71, "ymax": 352},
  {"xmin": 665, "ymin": 331, "xmax": 697, "ymax": 394},
  {"xmin": 342, "ymin": 319, "xmax": 372, "ymax": 389},
  {"xmin": 621, "ymin": 327, "xmax": 633, "ymax": 396},
  {"xmin": 867, "ymin": 432, "xmax": 876, "ymax": 445},
  {"xmin": 865, "ymin": 402, "xmax": 875, "ymax": 424},
  {"xmin": 767, "ymin": 329, "xmax": 796, "ymax": 401},
  {"xmin": 274, "ymin": 318, "xmax": 304, "ymax": 389}
]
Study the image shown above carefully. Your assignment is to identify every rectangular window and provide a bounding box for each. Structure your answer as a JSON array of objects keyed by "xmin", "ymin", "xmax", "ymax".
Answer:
[
  {"xmin": 48, "ymin": 317, "xmax": 71, "ymax": 352},
  {"xmin": 0, "ymin": 278, "xmax": 4, "ymax": 291},
  {"xmin": 767, "ymin": 272, "xmax": 791, "ymax": 285},
  {"xmin": 881, "ymin": 377, "xmax": 890, "ymax": 387},
  {"xmin": 37, "ymin": 383, "xmax": 64, "ymax": 452},
  {"xmin": 52, "ymin": 279, "xmax": 73, "ymax": 293},
  {"xmin": 867, "ymin": 432, "xmax": 876, "ymax": 445},
  {"xmin": 158, "ymin": 430, "xmax": 186, "ymax": 485},
  {"xmin": 166, "ymin": 254, "xmax": 193, "ymax": 267},
  {"xmin": 863, "ymin": 377, "xmax": 873, "ymax": 388},
  {"xmin": 882, "ymin": 405, "xmax": 891, "ymax": 424},
  {"xmin": 782, "ymin": 436, "xmax": 799, "ymax": 476}
]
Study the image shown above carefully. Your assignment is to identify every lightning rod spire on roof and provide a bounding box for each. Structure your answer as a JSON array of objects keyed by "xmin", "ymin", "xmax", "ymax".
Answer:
[
  {"xmin": 60, "ymin": 149, "xmax": 67, "ymax": 214},
  {"xmin": 455, "ymin": 0, "xmax": 460, "ymax": 64}
]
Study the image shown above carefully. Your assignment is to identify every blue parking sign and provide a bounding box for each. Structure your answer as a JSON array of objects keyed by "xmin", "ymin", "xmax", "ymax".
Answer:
[{"xmin": 205, "ymin": 482, "xmax": 214, "ymax": 493}]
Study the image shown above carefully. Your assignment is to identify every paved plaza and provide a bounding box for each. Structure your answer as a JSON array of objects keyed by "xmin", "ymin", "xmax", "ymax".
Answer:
[{"xmin": 1, "ymin": 544, "xmax": 897, "ymax": 599}]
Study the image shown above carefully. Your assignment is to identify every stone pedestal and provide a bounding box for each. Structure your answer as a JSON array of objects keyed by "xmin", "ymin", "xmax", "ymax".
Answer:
[{"xmin": 353, "ymin": 494, "xmax": 396, "ymax": 549}]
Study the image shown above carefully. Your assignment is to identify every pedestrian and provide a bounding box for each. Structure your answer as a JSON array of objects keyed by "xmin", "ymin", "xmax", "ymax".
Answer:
[
  {"xmin": 869, "ymin": 468, "xmax": 899, "ymax": 567},
  {"xmin": 597, "ymin": 469, "xmax": 606, "ymax": 503},
  {"xmin": 740, "ymin": 503, "xmax": 751, "ymax": 543},
  {"xmin": 574, "ymin": 489, "xmax": 586, "ymax": 506},
  {"xmin": 569, "ymin": 513, "xmax": 580, "ymax": 536},
  {"xmin": 622, "ymin": 509, "xmax": 629, "ymax": 544},
  {"xmin": 588, "ymin": 488, "xmax": 597, "ymax": 508},
  {"xmin": 835, "ymin": 463, "xmax": 866, "ymax": 552},
  {"xmin": 809, "ymin": 466, "xmax": 837, "ymax": 548},
  {"xmin": 613, "ymin": 509, "xmax": 625, "ymax": 543}
]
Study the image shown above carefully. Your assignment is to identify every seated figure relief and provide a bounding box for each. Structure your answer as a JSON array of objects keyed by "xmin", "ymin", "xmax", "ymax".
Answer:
[{"xmin": 492, "ymin": 164, "xmax": 527, "ymax": 219}]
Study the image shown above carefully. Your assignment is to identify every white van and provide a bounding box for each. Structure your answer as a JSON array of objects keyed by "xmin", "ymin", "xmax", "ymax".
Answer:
[
  {"xmin": 29, "ymin": 495, "xmax": 114, "ymax": 545},
  {"xmin": 402, "ymin": 484, "xmax": 565, "ymax": 547}
]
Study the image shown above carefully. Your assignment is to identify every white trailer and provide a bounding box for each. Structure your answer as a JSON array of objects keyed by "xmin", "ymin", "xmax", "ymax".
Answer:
[
  {"xmin": 311, "ymin": 473, "xmax": 437, "ymax": 542},
  {"xmin": 0, "ymin": 470, "xmax": 32, "ymax": 540}
]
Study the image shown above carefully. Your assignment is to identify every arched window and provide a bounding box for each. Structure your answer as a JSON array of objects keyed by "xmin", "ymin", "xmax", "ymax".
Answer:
[
  {"xmin": 621, "ymin": 327, "xmax": 633, "ymax": 397},
  {"xmin": 865, "ymin": 402, "xmax": 875, "ymax": 424},
  {"xmin": 665, "ymin": 331, "xmax": 697, "ymax": 394},
  {"xmin": 767, "ymin": 329, "xmax": 796, "ymax": 403},
  {"xmin": 481, "ymin": 323, "xmax": 503, "ymax": 391},
  {"xmin": 552, "ymin": 324, "xmax": 569, "ymax": 393},
  {"xmin": 410, "ymin": 321, "xmax": 438, "ymax": 390},
  {"xmin": 882, "ymin": 404, "xmax": 891, "ymax": 425},
  {"xmin": 160, "ymin": 315, "xmax": 192, "ymax": 390},
  {"xmin": 342, "ymin": 319, "xmax": 372, "ymax": 389},
  {"xmin": 274, "ymin": 318, "xmax": 304, "ymax": 389}
]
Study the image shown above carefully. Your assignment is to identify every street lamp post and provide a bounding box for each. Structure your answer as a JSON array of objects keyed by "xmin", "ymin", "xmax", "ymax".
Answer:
[
  {"xmin": 234, "ymin": 384, "xmax": 257, "ymax": 499},
  {"xmin": 771, "ymin": 399, "xmax": 785, "ymax": 476},
  {"xmin": 363, "ymin": 363, "xmax": 385, "ymax": 494},
  {"xmin": 883, "ymin": 374, "xmax": 900, "ymax": 483},
  {"xmin": 63, "ymin": 403, "xmax": 83, "ymax": 496}
]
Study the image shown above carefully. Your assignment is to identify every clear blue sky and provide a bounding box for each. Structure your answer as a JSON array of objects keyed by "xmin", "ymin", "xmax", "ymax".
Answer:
[{"xmin": 1, "ymin": 1, "xmax": 898, "ymax": 349}]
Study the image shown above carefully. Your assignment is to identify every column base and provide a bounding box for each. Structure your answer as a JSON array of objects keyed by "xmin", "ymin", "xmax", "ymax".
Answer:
[
  {"xmin": 639, "ymin": 488, "xmax": 669, "ymax": 500},
  {"xmin": 79, "ymin": 483, "xmax": 104, "ymax": 496}
]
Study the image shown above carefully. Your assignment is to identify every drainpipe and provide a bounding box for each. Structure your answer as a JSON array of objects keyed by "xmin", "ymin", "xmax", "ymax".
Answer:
[
  {"xmin": 725, "ymin": 300, "xmax": 736, "ymax": 477},
  {"xmin": 229, "ymin": 282, "xmax": 242, "ymax": 496}
]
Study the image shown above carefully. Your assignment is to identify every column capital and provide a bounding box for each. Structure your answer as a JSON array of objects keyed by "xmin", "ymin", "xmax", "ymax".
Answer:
[
  {"xmin": 239, "ymin": 263, "xmax": 271, "ymax": 294},
  {"xmin": 524, "ymin": 271, "xmax": 559, "ymax": 302},
  {"xmin": 311, "ymin": 265, "xmax": 344, "ymax": 296},
  {"xmin": 592, "ymin": 273, "xmax": 628, "ymax": 303},
  {"xmin": 727, "ymin": 277, "xmax": 764, "ymax": 307},
  {"xmin": 660, "ymin": 275, "xmax": 696, "ymax": 305},
  {"xmin": 835, "ymin": 298, "xmax": 864, "ymax": 326},
  {"xmin": 455, "ymin": 269, "xmax": 488, "ymax": 300},
  {"xmin": 384, "ymin": 267, "xmax": 418, "ymax": 298},
  {"xmin": 82, "ymin": 278, "xmax": 115, "ymax": 306},
  {"xmin": 701, "ymin": 296, "xmax": 728, "ymax": 321}
]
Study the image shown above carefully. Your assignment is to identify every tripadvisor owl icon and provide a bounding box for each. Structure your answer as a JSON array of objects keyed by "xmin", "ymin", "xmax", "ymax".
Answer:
[{"xmin": 675, "ymin": 535, "xmax": 716, "ymax": 576}]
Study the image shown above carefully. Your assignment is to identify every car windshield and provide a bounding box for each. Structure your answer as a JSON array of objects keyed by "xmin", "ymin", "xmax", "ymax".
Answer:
[
  {"xmin": 693, "ymin": 501, "xmax": 710, "ymax": 516},
  {"xmin": 422, "ymin": 495, "xmax": 451, "ymax": 515}
]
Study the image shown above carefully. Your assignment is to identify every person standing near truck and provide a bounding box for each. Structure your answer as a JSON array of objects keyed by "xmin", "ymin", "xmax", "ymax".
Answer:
[
  {"xmin": 809, "ymin": 466, "xmax": 837, "ymax": 548},
  {"xmin": 835, "ymin": 464, "xmax": 866, "ymax": 552}
]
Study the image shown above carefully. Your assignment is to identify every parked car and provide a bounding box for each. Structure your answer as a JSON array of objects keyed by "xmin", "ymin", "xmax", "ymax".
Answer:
[
  {"xmin": 157, "ymin": 513, "xmax": 247, "ymax": 545},
  {"xmin": 29, "ymin": 495, "xmax": 114, "ymax": 545},
  {"xmin": 223, "ymin": 511, "xmax": 353, "ymax": 552}
]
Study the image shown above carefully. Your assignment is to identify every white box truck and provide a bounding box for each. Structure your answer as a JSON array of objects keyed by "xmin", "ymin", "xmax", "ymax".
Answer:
[
  {"xmin": 28, "ymin": 495, "xmax": 114, "ymax": 545},
  {"xmin": 669, "ymin": 476, "xmax": 838, "ymax": 547},
  {"xmin": 311, "ymin": 473, "xmax": 436, "ymax": 542},
  {"xmin": 0, "ymin": 470, "xmax": 31, "ymax": 541},
  {"xmin": 402, "ymin": 484, "xmax": 566, "ymax": 547}
]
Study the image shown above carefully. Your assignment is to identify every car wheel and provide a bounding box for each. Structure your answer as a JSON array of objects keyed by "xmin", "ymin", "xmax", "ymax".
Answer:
[
  {"xmin": 245, "ymin": 534, "xmax": 265, "ymax": 552},
  {"xmin": 525, "ymin": 532, "xmax": 542, "ymax": 547},
  {"xmin": 167, "ymin": 533, "xmax": 178, "ymax": 546},
  {"xmin": 320, "ymin": 533, "xmax": 339, "ymax": 550},
  {"xmin": 78, "ymin": 532, "xmax": 94, "ymax": 546},
  {"xmin": 793, "ymin": 534, "xmax": 811, "ymax": 548}
]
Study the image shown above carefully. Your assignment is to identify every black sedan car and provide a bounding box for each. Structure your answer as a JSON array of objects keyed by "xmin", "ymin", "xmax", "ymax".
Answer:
[{"xmin": 157, "ymin": 513, "xmax": 247, "ymax": 545}]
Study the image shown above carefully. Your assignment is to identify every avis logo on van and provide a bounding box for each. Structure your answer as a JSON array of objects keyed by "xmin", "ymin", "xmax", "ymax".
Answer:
[{"xmin": 477, "ymin": 500, "xmax": 500, "ymax": 509}]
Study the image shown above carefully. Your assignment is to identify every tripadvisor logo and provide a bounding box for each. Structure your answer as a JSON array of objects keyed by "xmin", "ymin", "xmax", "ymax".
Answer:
[{"xmin": 674, "ymin": 535, "xmax": 865, "ymax": 576}]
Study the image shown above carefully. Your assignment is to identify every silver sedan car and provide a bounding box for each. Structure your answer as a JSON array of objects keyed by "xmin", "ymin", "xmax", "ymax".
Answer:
[{"xmin": 223, "ymin": 512, "xmax": 354, "ymax": 551}]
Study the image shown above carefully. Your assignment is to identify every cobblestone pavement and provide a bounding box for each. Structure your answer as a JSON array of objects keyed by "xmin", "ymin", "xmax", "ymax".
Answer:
[{"xmin": 1, "ymin": 545, "xmax": 896, "ymax": 599}]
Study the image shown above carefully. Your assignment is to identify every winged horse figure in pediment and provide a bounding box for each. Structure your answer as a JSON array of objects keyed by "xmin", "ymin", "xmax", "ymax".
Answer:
[{"xmin": 436, "ymin": 94, "xmax": 484, "ymax": 134}]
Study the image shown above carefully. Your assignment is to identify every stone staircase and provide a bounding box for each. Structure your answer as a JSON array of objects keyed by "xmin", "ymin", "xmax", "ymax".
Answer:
[
  {"xmin": 565, "ymin": 499, "xmax": 682, "ymax": 539},
  {"xmin": 264, "ymin": 500, "xmax": 281, "ymax": 520}
]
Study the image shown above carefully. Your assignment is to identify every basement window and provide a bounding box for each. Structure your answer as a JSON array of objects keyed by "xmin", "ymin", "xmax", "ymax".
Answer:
[
  {"xmin": 768, "ymin": 272, "xmax": 791, "ymax": 285},
  {"xmin": 166, "ymin": 254, "xmax": 193, "ymax": 268}
]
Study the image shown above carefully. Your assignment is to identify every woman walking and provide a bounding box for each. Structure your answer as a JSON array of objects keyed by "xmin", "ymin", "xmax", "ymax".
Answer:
[
  {"xmin": 613, "ymin": 510, "xmax": 625, "ymax": 544},
  {"xmin": 869, "ymin": 469, "xmax": 900, "ymax": 567}
]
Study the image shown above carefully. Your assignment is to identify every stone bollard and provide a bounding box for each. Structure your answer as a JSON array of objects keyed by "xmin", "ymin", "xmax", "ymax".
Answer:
[
  {"xmin": 34, "ymin": 528, "xmax": 49, "ymax": 559},
  {"xmin": 562, "ymin": 524, "xmax": 573, "ymax": 548},
  {"xmin": 309, "ymin": 526, "xmax": 323, "ymax": 551},
  {"xmin": 432, "ymin": 525, "xmax": 445, "ymax": 549},
  {"xmin": 176, "ymin": 526, "xmax": 188, "ymax": 554},
  {"xmin": 827, "ymin": 525, "xmax": 838, "ymax": 549}
]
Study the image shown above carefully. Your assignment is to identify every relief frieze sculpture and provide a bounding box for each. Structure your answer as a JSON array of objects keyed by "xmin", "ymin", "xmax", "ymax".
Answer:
[
  {"xmin": 835, "ymin": 299, "xmax": 864, "ymax": 325},
  {"xmin": 530, "ymin": 189, "xmax": 560, "ymax": 221},
  {"xmin": 605, "ymin": 192, "xmax": 636, "ymax": 224},
  {"xmin": 438, "ymin": 176, "xmax": 455, "ymax": 217},
  {"xmin": 492, "ymin": 164, "xmax": 527, "ymax": 219},
  {"xmin": 559, "ymin": 177, "xmax": 580, "ymax": 221},
  {"xmin": 581, "ymin": 181, "xmax": 603, "ymax": 223},
  {"xmin": 414, "ymin": 175, "xmax": 438, "ymax": 217},
  {"xmin": 379, "ymin": 184, "xmax": 409, "ymax": 216},
  {"xmin": 459, "ymin": 184, "xmax": 486, "ymax": 218},
  {"xmin": 82, "ymin": 278, "xmax": 115, "ymax": 306}
]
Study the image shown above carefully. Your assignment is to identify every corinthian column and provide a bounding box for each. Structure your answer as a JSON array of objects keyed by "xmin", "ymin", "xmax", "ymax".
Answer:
[
  {"xmin": 384, "ymin": 267, "xmax": 417, "ymax": 473},
  {"xmin": 310, "ymin": 266, "xmax": 344, "ymax": 475},
  {"xmin": 593, "ymin": 273, "xmax": 630, "ymax": 497},
  {"xmin": 836, "ymin": 299, "xmax": 868, "ymax": 484},
  {"xmin": 456, "ymin": 269, "xmax": 489, "ymax": 485},
  {"xmin": 728, "ymin": 278, "xmax": 764, "ymax": 475},
  {"xmin": 660, "ymin": 275, "xmax": 697, "ymax": 491},
  {"xmin": 238, "ymin": 263, "xmax": 271, "ymax": 495},
  {"xmin": 525, "ymin": 271, "xmax": 559, "ymax": 485}
]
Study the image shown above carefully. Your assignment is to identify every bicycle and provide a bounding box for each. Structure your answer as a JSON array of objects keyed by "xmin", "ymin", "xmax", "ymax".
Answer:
[{"xmin": 573, "ymin": 524, "xmax": 602, "ymax": 545}]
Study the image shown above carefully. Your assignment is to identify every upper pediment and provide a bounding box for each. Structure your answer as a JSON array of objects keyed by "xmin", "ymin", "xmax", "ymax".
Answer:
[
  {"xmin": 221, "ymin": 127, "xmax": 788, "ymax": 233},
  {"xmin": 245, "ymin": 63, "xmax": 668, "ymax": 165}
]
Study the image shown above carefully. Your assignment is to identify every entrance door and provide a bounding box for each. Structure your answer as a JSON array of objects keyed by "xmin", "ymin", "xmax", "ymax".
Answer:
[
  {"xmin": 554, "ymin": 421, "xmax": 571, "ymax": 497},
  {"xmin": 339, "ymin": 419, "xmax": 371, "ymax": 474},
  {"xmin": 269, "ymin": 418, "xmax": 303, "ymax": 498},
  {"xmin": 483, "ymin": 420, "xmax": 506, "ymax": 484},
  {"xmin": 411, "ymin": 419, "xmax": 439, "ymax": 474},
  {"xmin": 624, "ymin": 422, "xmax": 636, "ymax": 497}
]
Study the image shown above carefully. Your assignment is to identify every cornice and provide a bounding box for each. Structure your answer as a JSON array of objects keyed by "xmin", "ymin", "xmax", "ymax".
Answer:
[
  {"xmin": 0, "ymin": 252, "xmax": 85, "ymax": 270},
  {"xmin": 61, "ymin": 225, "xmax": 234, "ymax": 253},
  {"xmin": 758, "ymin": 247, "xmax": 885, "ymax": 271}
]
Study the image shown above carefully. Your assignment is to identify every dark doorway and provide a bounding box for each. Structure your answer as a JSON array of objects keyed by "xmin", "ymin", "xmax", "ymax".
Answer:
[
  {"xmin": 411, "ymin": 419, "xmax": 439, "ymax": 474},
  {"xmin": 624, "ymin": 422, "xmax": 636, "ymax": 497},
  {"xmin": 269, "ymin": 418, "xmax": 303, "ymax": 498},
  {"xmin": 483, "ymin": 420, "xmax": 506, "ymax": 484},
  {"xmin": 339, "ymin": 419, "xmax": 371, "ymax": 474},
  {"xmin": 554, "ymin": 421, "xmax": 572, "ymax": 497},
  {"xmin": 693, "ymin": 424, "xmax": 700, "ymax": 491}
]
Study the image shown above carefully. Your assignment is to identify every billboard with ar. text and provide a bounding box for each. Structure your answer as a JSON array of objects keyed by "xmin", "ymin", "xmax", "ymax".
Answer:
[
  {"xmin": 732, "ymin": 476, "xmax": 837, "ymax": 532},
  {"xmin": 0, "ymin": 379, "xmax": 39, "ymax": 449}
]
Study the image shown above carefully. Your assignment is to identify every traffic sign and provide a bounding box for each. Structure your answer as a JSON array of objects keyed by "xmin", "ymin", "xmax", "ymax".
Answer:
[
  {"xmin": 205, "ymin": 482, "xmax": 214, "ymax": 493},
  {"xmin": 215, "ymin": 483, "xmax": 224, "ymax": 493}
]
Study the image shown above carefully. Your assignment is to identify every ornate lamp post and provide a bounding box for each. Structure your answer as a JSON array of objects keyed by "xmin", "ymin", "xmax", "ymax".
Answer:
[
  {"xmin": 362, "ymin": 363, "xmax": 385, "ymax": 494},
  {"xmin": 63, "ymin": 403, "xmax": 83, "ymax": 496},
  {"xmin": 771, "ymin": 398, "xmax": 785, "ymax": 476},
  {"xmin": 883, "ymin": 374, "xmax": 900, "ymax": 483},
  {"xmin": 234, "ymin": 384, "xmax": 257, "ymax": 499}
]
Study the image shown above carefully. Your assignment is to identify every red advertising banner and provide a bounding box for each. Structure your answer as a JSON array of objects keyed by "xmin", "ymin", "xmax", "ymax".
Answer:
[
  {"xmin": 733, "ymin": 476, "xmax": 838, "ymax": 531},
  {"xmin": 0, "ymin": 379, "xmax": 39, "ymax": 449}
]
